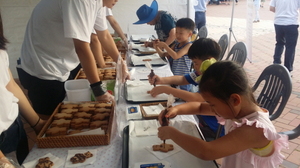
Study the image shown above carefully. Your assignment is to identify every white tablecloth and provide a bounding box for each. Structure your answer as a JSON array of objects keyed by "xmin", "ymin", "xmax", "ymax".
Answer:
[{"xmin": 22, "ymin": 52, "xmax": 216, "ymax": 168}]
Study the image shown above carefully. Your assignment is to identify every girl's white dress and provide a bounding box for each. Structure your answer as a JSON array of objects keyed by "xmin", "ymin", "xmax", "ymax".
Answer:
[{"xmin": 218, "ymin": 110, "xmax": 289, "ymax": 168}]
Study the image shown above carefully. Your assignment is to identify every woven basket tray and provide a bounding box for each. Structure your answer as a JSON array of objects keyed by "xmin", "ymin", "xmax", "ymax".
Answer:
[
  {"xmin": 36, "ymin": 101, "xmax": 114, "ymax": 148},
  {"xmin": 140, "ymin": 101, "xmax": 168, "ymax": 120}
]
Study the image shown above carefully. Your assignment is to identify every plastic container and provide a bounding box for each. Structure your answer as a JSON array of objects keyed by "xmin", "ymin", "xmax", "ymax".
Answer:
[{"xmin": 64, "ymin": 79, "xmax": 91, "ymax": 102}]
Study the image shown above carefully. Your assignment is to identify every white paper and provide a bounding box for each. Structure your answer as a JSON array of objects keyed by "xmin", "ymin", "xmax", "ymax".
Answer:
[
  {"xmin": 130, "ymin": 120, "xmax": 159, "ymax": 137},
  {"xmin": 128, "ymin": 120, "xmax": 217, "ymax": 168},
  {"xmin": 130, "ymin": 53, "xmax": 167, "ymax": 66},
  {"xmin": 65, "ymin": 149, "xmax": 97, "ymax": 167},
  {"xmin": 125, "ymin": 80, "xmax": 169, "ymax": 102},
  {"xmin": 22, "ymin": 153, "xmax": 64, "ymax": 168},
  {"xmin": 67, "ymin": 128, "xmax": 105, "ymax": 136},
  {"xmin": 142, "ymin": 104, "xmax": 165, "ymax": 115}
]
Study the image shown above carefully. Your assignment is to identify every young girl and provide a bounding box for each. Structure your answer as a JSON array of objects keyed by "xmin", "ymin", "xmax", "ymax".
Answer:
[
  {"xmin": 157, "ymin": 61, "xmax": 288, "ymax": 168},
  {"xmin": 0, "ymin": 13, "xmax": 46, "ymax": 165}
]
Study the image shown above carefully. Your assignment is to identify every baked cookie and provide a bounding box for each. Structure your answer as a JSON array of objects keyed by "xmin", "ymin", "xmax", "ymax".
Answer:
[
  {"xmin": 95, "ymin": 103, "xmax": 112, "ymax": 108},
  {"xmin": 60, "ymin": 108, "xmax": 78, "ymax": 114},
  {"xmin": 45, "ymin": 127, "xmax": 67, "ymax": 137},
  {"xmin": 68, "ymin": 130, "xmax": 83, "ymax": 135},
  {"xmin": 152, "ymin": 143, "xmax": 174, "ymax": 153},
  {"xmin": 78, "ymin": 103, "xmax": 95, "ymax": 108},
  {"xmin": 53, "ymin": 113, "xmax": 72, "ymax": 120},
  {"xmin": 60, "ymin": 104, "xmax": 78, "ymax": 109},
  {"xmin": 94, "ymin": 108, "xmax": 111, "ymax": 113},
  {"xmin": 73, "ymin": 112, "xmax": 92, "ymax": 119},
  {"xmin": 51, "ymin": 119, "xmax": 71, "ymax": 128},
  {"xmin": 91, "ymin": 113, "xmax": 110, "ymax": 121},
  {"xmin": 35, "ymin": 157, "xmax": 54, "ymax": 168},
  {"xmin": 90, "ymin": 120, "xmax": 108, "ymax": 129},
  {"xmin": 70, "ymin": 118, "xmax": 90, "ymax": 129},
  {"xmin": 70, "ymin": 153, "xmax": 86, "ymax": 164},
  {"xmin": 70, "ymin": 151, "xmax": 93, "ymax": 164},
  {"xmin": 78, "ymin": 107, "xmax": 96, "ymax": 113},
  {"xmin": 84, "ymin": 151, "xmax": 93, "ymax": 158}
]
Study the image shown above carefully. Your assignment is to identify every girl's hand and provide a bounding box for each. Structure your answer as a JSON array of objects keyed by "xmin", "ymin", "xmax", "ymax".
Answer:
[
  {"xmin": 158, "ymin": 126, "xmax": 177, "ymax": 140},
  {"xmin": 158, "ymin": 106, "xmax": 178, "ymax": 125}
]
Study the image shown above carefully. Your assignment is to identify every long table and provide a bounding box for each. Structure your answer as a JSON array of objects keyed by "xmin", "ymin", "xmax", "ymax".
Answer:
[{"xmin": 22, "ymin": 53, "xmax": 218, "ymax": 168}]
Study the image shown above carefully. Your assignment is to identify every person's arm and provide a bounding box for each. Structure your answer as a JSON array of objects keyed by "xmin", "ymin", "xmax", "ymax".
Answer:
[
  {"xmin": 73, "ymin": 38, "xmax": 114, "ymax": 101},
  {"xmin": 90, "ymin": 33, "xmax": 106, "ymax": 68},
  {"xmin": 148, "ymin": 86, "xmax": 204, "ymax": 102},
  {"xmin": 270, "ymin": 6, "xmax": 275, "ymax": 12},
  {"xmin": 157, "ymin": 42, "xmax": 192, "ymax": 60},
  {"xmin": 149, "ymin": 75, "xmax": 190, "ymax": 86},
  {"xmin": 96, "ymin": 29, "xmax": 130, "ymax": 81},
  {"xmin": 164, "ymin": 28, "xmax": 176, "ymax": 46},
  {"xmin": 106, "ymin": 15, "xmax": 127, "ymax": 44},
  {"xmin": 6, "ymin": 69, "xmax": 46, "ymax": 134},
  {"xmin": 158, "ymin": 123, "xmax": 270, "ymax": 160},
  {"xmin": 153, "ymin": 40, "xmax": 165, "ymax": 57}
]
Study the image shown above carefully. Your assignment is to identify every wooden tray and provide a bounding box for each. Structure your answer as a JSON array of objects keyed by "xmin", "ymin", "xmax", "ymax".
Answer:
[
  {"xmin": 36, "ymin": 101, "xmax": 114, "ymax": 148},
  {"xmin": 139, "ymin": 102, "xmax": 168, "ymax": 120}
]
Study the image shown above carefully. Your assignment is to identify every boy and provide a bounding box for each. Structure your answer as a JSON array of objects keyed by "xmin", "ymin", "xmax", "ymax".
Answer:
[
  {"xmin": 148, "ymin": 38, "xmax": 224, "ymax": 140},
  {"xmin": 154, "ymin": 18, "xmax": 195, "ymax": 91},
  {"xmin": 134, "ymin": 0, "xmax": 176, "ymax": 47}
]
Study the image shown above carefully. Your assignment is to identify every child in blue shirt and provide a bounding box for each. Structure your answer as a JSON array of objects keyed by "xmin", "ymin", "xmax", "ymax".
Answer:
[
  {"xmin": 154, "ymin": 18, "xmax": 194, "ymax": 91},
  {"xmin": 148, "ymin": 38, "xmax": 225, "ymax": 140}
]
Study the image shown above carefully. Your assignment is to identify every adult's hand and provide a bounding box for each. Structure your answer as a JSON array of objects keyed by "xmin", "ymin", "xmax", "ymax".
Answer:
[{"xmin": 96, "ymin": 92, "xmax": 115, "ymax": 102}]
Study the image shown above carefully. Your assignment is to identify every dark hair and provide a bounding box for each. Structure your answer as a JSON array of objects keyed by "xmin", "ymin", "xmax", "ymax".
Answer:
[
  {"xmin": 0, "ymin": 13, "xmax": 8, "ymax": 50},
  {"xmin": 199, "ymin": 61, "xmax": 256, "ymax": 104},
  {"xmin": 176, "ymin": 18, "xmax": 195, "ymax": 31},
  {"xmin": 188, "ymin": 38, "xmax": 220, "ymax": 60}
]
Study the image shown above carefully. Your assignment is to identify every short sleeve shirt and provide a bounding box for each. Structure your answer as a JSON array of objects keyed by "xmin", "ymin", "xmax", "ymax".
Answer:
[
  {"xmin": 0, "ymin": 50, "xmax": 18, "ymax": 134},
  {"xmin": 155, "ymin": 11, "xmax": 176, "ymax": 41},
  {"xmin": 270, "ymin": 0, "xmax": 300, "ymax": 25},
  {"xmin": 20, "ymin": 0, "xmax": 107, "ymax": 82}
]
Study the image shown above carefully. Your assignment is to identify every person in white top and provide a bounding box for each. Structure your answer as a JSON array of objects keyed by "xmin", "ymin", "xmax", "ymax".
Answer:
[
  {"xmin": 90, "ymin": 6, "xmax": 128, "ymax": 69},
  {"xmin": 270, "ymin": 0, "xmax": 300, "ymax": 73},
  {"xmin": 17, "ymin": 0, "xmax": 129, "ymax": 119},
  {"xmin": 0, "ymin": 13, "xmax": 46, "ymax": 166}
]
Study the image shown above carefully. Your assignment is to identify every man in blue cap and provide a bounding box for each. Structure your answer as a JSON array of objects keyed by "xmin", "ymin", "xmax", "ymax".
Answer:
[{"xmin": 134, "ymin": 0, "xmax": 176, "ymax": 47}]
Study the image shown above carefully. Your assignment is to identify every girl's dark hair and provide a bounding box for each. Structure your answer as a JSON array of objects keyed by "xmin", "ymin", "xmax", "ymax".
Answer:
[
  {"xmin": 199, "ymin": 60, "xmax": 256, "ymax": 104},
  {"xmin": 188, "ymin": 38, "xmax": 220, "ymax": 60},
  {"xmin": 0, "ymin": 13, "xmax": 8, "ymax": 50},
  {"xmin": 176, "ymin": 18, "xmax": 195, "ymax": 31}
]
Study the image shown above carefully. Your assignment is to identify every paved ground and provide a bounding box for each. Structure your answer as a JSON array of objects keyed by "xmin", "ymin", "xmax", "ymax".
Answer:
[{"xmin": 206, "ymin": 0, "xmax": 300, "ymax": 167}]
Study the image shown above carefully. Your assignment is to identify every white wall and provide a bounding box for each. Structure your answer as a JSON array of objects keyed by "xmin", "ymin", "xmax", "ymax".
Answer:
[{"xmin": 0, "ymin": 0, "xmax": 193, "ymax": 78}]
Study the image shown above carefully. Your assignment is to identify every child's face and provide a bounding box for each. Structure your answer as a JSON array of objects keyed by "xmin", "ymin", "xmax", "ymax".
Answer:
[
  {"xmin": 175, "ymin": 27, "xmax": 192, "ymax": 43},
  {"xmin": 192, "ymin": 58, "xmax": 203, "ymax": 74},
  {"xmin": 103, "ymin": 0, "xmax": 118, "ymax": 8},
  {"xmin": 201, "ymin": 92, "xmax": 237, "ymax": 119}
]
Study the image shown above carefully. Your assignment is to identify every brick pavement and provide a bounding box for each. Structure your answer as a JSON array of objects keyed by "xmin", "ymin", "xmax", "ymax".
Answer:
[{"xmin": 206, "ymin": 1, "xmax": 300, "ymax": 167}]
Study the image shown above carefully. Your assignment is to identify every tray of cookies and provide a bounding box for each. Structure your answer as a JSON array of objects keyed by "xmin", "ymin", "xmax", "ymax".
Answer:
[
  {"xmin": 75, "ymin": 68, "xmax": 116, "ymax": 81},
  {"xmin": 36, "ymin": 101, "xmax": 114, "ymax": 148}
]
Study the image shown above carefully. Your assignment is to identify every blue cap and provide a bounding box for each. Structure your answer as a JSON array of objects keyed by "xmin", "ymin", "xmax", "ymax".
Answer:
[{"xmin": 133, "ymin": 0, "xmax": 158, "ymax": 24}]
